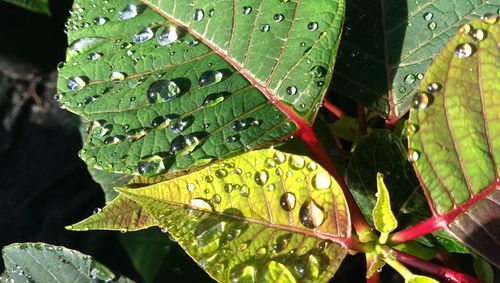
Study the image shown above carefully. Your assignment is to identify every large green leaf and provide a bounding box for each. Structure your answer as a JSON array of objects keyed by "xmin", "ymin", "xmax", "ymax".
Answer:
[
  {"xmin": 1, "ymin": 243, "xmax": 132, "ymax": 282},
  {"xmin": 407, "ymin": 17, "xmax": 499, "ymax": 267},
  {"xmin": 2, "ymin": 0, "xmax": 50, "ymax": 15},
  {"xmin": 331, "ymin": 0, "xmax": 497, "ymax": 118},
  {"xmin": 82, "ymin": 149, "xmax": 350, "ymax": 282},
  {"xmin": 57, "ymin": 0, "xmax": 344, "ymax": 176}
]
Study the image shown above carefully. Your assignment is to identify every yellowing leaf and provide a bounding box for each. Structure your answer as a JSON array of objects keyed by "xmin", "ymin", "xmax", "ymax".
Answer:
[{"xmin": 372, "ymin": 173, "xmax": 397, "ymax": 235}]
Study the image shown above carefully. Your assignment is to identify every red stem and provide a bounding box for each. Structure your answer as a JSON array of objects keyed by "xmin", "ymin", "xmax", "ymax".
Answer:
[
  {"xmin": 390, "ymin": 216, "xmax": 443, "ymax": 243},
  {"xmin": 385, "ymin": 116, "xmax": 399, "ymax": 129},
  {"xmin": 299, "ymin": 126, "xmax": 370, "ymax": 234},
  {"xmin": 323, "ymin": 99, "xmax": 345, "ymax": 118},
  {"xmin": 357, "ymin": 104, "xmax": 367, "ymax": 135},
  {"xmin": 394, "ymin": 250, "xmax": 482, "ymax": 283}
]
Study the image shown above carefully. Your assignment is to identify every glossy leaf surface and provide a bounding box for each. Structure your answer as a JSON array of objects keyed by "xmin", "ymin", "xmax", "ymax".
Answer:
[
  {"xmin": 57, "ymin": 0, "xmax": 345, "ymax": 176},
  {"xmin": 113, "ymin": 149, "xmax": 350, "ymax": 282},
  {"xmin": 1, "ymin": 243, "xmax": 132, "ymax": 282},
  {"xmin": 332, "ymin": 0, "xmax": 497, "ymax": 118},
  {"xmin": 408, "ymin": 17, "xmax": 499, "ymax": 267}
]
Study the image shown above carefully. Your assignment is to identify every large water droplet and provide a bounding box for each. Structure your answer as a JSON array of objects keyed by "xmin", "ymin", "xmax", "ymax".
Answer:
[
  {"xmin": 151, "ymin": 115, "xmax": 174, "ymax": 129},
  {"xmin": 307, "ymin": 22, "xmax": 318, "ymax": 31},
  {"xmin": 193, "ymin": 9, "xmax": 204, "ymax": 21},
  {"xmin": 202, "ymin": 93, "xmax": 225, "ymax": 107},
  {"xmin": 480, "ymin": 13, "xmax": 498, "ymax": 24},
  {"xmin": 254, "ymin": 170, "xmax": 269, "ymax": 186},
  {"xmin": 404, "ymin": 73, "xmax": 416, "ymax": 84},
  {"xmin": 309, "ymin": 66, "xmax": 327, "ymax": 78},
  {"xmin": 147, "ymin": 80, "xmax": 181, "ymax": 103},
  {"xmin": 242, "ymin": 6, "xmax": 252, "ymax": 15},
  {"xmin": 311, "ymin": 172, "xmax": 331, "ymax": 191},
  {"xmin": 226, "ymin": 135, "xmax": 239, "ymax": 143},
  {"xmin": 103, "ymin": 135, "xmax": 124, "ymax": 145},
  {"xmin": 273, "ymin": 152, "xmax": 286, "ymax": 164},
  {"xmin": 286, "ymin": 86, "xmax": 298, "ymax": 95},
  {"xmin": 157, "ymin": 26, "xmax": 179, "ymax": 46},
  {"xmin": 280, "ymin": 192, "xmax": 296, "ymax": 211},
  {"xmin": 169, "ymin": 118, "xmax": 188, "ymax": 133},
  {"xmin": 411, "ymin": 92, "xmax": 430, "ymax": 110},
  {"xmin": 274, "ymin": 14, "xmax": 284, "ymax": 22},
  {"xmin": 299, "ymin": 200, "xmax": 325, "ymax": 228},
  {"xmin": 67, "ymin": 76, "xmax": 88, "ymax": 90},
  {"xmin": 119, "ymin": 4, "xmax": 138, "ymax": 20},
  {"xmin": 232, "ymin": 120, "xmax": 249, "ymax": 132},
  {"xmin": 133, "ymin": 27, "xmax": 154, "ymax": 43},
  {"xmin": 126, "ymin": 128, "xmax": 149, "ymax": 142},
  {"xmin": 454, "ymin": 43, "xmax": 473, "ymax": 58},
  {"xmin": 289, "ymin": 155, "xmax": 305, "ymax": 169},
  {"xmin": 261, "ymin": 24, "xmax": 270, "ymax": 32},
  {"xmin": 423, "ymin": 12, "xmax": 433, "ymax": 21},
  {"xmin": 215, "ymin": 169, "xmax": 228, "ymax": 178},
  {"xmin": 170, "ymin": 135, "xmax": 200, "ymax": 156},
  {"xmin": 199, "ymin": 70, "xmax": 224, "ymax": 86},
  {"xmin": 138, "ymin": 155, "xmax": 165, "ymax": 177},
  {"xmin": 191, "ymin": 198, "xmax": 213, "ymax": 211},
  {"xmin": 472, "ymin": 29, "xmax": 485, "ymax": 41}
]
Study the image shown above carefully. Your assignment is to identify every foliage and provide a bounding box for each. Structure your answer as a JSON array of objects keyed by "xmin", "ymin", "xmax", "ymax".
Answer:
[{"xmin": 1, "ymin": 0, "xmax": 50, "ymax": 15}]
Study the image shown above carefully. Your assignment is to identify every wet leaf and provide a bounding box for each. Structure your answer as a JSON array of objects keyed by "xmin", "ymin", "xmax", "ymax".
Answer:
[
  {"xmin": 332, "ymin": 0, "xmax": 497, "ymax": 118},
  {"xmin": 407, "ymin": 17, "xmax": 500, "ymax": 267},
  {"xmin": 2, "ymin": 0, "xmax": 50, "ymax": 15},
  {"xmin": 113, "ymin": 149, "xmax": 350, "ymax": 282},
  {"xmin": 1, "ymin": 243, "xmax": 132, "ymax": 282},
  {"xmin": 57, "ymin": 0, "xmax": 345, "ymax": 176}
]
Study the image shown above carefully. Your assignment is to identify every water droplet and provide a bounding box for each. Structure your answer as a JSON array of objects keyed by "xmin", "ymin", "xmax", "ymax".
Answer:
[
  {"xmin": 138, "ymin": 155, "xmax": 165, "ymax": 177},
  {"xmin": 427, "ymin": 21, "xmax": 437, "ymax": 31},
  {"xmin": 133, "ymin": 27, "xmax": 154, "ymax": 43},
  {"xmin": 205, "ymin": 175, "xmax": 214, "ymax": 183},
  {"xmin": 272, "ymin": 233, "xmax": 292, "ymax": 252},
  {"xmin": 408, "ymin": 149, "xmax": 420, "ymax": 162},
  {"xmin": 93, "ymin": 17, "xmax": 108, "ymax": 25},
  {"xmin": 202, "ymin": 93, "xmax": 225, "ymax": 107},
  {"xmin": 273, "ymin": 151, "xmax": 286, "ymax": 164},
  {"xmin": 404, "ymin": 73, "xmax": 416, "ymax": 84},
  {"xmin": 267, "ymin": 184, "xmax": 275, "ymax": 192},
  {"xmin": 187, "ymin": 183, "xmax": 196, "ymax": 192},
  {"xmin": 455, "ymin": 43, "xmax": 473, "ymax": 58},
  {"xmin": 308, "ymin": 22, "xmax": 318, "ymax": 31},
  {"xmin": 191, "ymin": 198, "xmax": 213, "ymax": 211},
  {"xmin": 126, "ymin": 128, "xmax": 149, "ymax": 141},
  {"xmin": 423, "ymin": 12, "xmax": 433, "ymax": 21},
  {"xmin": 208, "ymin": 9, "xmax": 215, "ymax": 17},
  {"xmin": 119, "ymin": 4, "xmax": 138, "ymax": 20},
  {"xmin": 93, "ymin": 208, "xmax": 102, "ymax": 214},
  {"xmin": 472, "ymin": 29, "xmax": 485, "ymax": 41},
  {"xmin": 157, "ymin": 26, "xmax": 179, "ymax": 46},
  {"xmin": 199, "ymin": 70, "xmax": 224, "ymax": 86},
  {"xmin": 261, "ymin": 24, "xmax": 270, "ymax": 32},
  {"xmin": 417, "ymin": 73, "xmax": 424, "ymax": 80},
  {"xmin": 169, "ymin": 118, "xmax": 188, "ymax": 133},
  {"xmin": 88, "ymin": 52, "xmax": 102, "ymax": 61},
  {"xmin": 312, "ymin": 171, "xmax": 331, "ymax": 190},
  {"xmin": 286, "ymin": 86, "xmax": 298, "ymax": 95},
  {"xmin": 480, "ymin": 13, "xmax": 498, "ymax": 24},
  {"xmin": 193, "ymin": 9, "xmax": 204, "ymax": 21},
  {"xmin": 215, "ymin": 169, "xmax": 228, "ymax": 178},
  {"xmin": 279, "ymin": 192, "xmax": 296, "ymax": 211},
  {"xmin": 68, "ymin": 37, "xmax": 105, "ymax": 57},
  {"xmin": 229, "ymin": 264, "xmax": 256, "ymax": 282},
  {"xmin": 307, "ymin": 161, "xmax": 317, "ymax": 171},
  {"xmin": 170, "ymin": 135, "xmax": 200, "ymax": 156},
  {"xmin": 265, "ymin": 158, "xmax": 276, "ymax": 169},
  {"xmin": 309, "ymin": 66, "xmax": 327, "ymax": 78},
  {"xmin": 242, "ymin": 6, "xmax": 252, "ymax": 15},
  {"xmin": 254, "ymin": 170, "xmax": 269, "ymax": 186},
  {"xmin": 103, "ymin": 135, "xmax": 123, "ymax": 145},
  {"xmin": 412, "ymin": 92, "xmax": 430, "ymax": 110},
  {"xmin": 151, "ymin": 115, "xmax": 173, "ymax": 129},
  {"xmin": 289, "ymin": 155, "xmax": 305, "ymax": 169},
  {"xmin": 426, "ymin": 82, "xmax": 441, "ymax": 92},
  {"xmin": 274, "ymin": 14, "xmax": 284, "ymax": 22},
  {"xmin": 67, "ymin": 76, "xmax": 88, "ymax": 90},
  {"xmin": 457, "ymin": 24, "xmax": 471, "ymax": 35},
  {"xmin": 147, "ymin": 80, "xmax": 181, "ymax": 103},
  {"xmin": 226, "ymin": 135, "xmax": 239, "ymax": 143},
  {"xmin": 110, "ymin": 71, "xmax": 126, "ymax": 82},
  {"xmin": 232, "ymin": 120, "xmax": 248, "ymax": 132},
  {"xmin": 239, "ymin": 185, "xmax": 250, "ymax": 197},
  {"xmin": 406, "ymin": 123, "xmax": 418, "ymax": 136},
  {"xmin": 299, "ymin": 200, "xmax": 325, "ymax": 228}
]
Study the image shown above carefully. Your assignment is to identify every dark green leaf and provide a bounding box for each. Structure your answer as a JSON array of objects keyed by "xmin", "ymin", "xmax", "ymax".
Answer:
[{"xmin": 2, "ymin": 0, "xmax": 50, "ymax": 15}]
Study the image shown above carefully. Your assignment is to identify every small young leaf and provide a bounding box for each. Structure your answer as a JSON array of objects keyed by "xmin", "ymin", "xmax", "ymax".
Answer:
[
  {"xmin": 116, "ymin": 149, "xmax": 351, "ymax": 282},
  {"xmin": 2, "ymin": 243, "xmax": 132, "ymax": 282},
  {"xmin": 372, "ymin": 173, "xmax": 398, "ymax": 235},
  {"xmin": 365, "ymin": 252, "xmax": 385, "ymax": 279}
]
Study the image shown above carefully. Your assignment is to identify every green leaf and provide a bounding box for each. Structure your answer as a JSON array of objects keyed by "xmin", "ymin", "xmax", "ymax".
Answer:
[
  {"xmin": 2, "ymin": 0, "xmax": 50, "ymax": 15},
  {"xmin": 57, "ymin": 0, "xmax": 345, "ymax": 176},
  {"xmin": 472, "ymin": 253, "xmax": 494, "ymax": 283},
  {"xmin": 405, "ymin": 275, "xmax": 440, "ymax": 283},
  {"xmin": 1, "ymin": 242, "xmax": 132, "ymax": 282},
  {"xmin": 372, "ymin": 172, "xmax": 398, "ymax": 234},
  {"xmin": 394, "ymin": 242, "xmax": 436, "ymax": 261},
  {"xmin": 88, "ymin": 168, "xmax": 134, "ymax": 203},
  {"xmin": 408, "ymin": 17, "xmax": 500, "ymax": 267},
  {"xmin": 332, "ymin": 0, "xmax": 497, "ymax": 118},
  {"xmin": 114, "ymin": 149, "xmax": 350, "ymax": 282}
]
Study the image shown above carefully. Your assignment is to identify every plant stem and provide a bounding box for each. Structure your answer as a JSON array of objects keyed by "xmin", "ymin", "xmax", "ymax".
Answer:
[
  {"xmin": 385, "ymin": 116, "xmax": 399, "ymax": 129},
  {"xmin": 299, "ymin": 126, "xmax": 370, "ymax": 235},
  {"xmin": 394, "ymin": 250, "xmax": 482, "ymax": 283},
  {"xmin": 323, "ymin": 99, "xmax": 345, "ymax": 118},
  {"xmin": 357, "ymin": 104, "xmax": 367, "ymax": 135},
  {"xmin": 390, "ymin": 216, "xmax": 443, "ymax": 243}
]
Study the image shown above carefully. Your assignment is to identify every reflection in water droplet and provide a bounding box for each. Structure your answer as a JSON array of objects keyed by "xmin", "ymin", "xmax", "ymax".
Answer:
[
  {"xmin": 472, "ymin": 29, "xmax": 485, "ymax": 41},
  {"xmin": 193, "ymin": 9, "xmax": 204, "ymax": 21},
  {"xmin": 280, "ymin": 192, "xmax": 296, "ymax": 211},
  {"xmin": 110, "ymin": 71, "xmax": 126, "ymax": 82},
  {"xmin": 312, "ymin": 171, "xmax": 331, "ymax": 190},
  {"xmin": 289, "ymin": 155, "xmax": 305, "ymax": 169},
  {"xmin": 119, "ymin": 4, "xmax": 138, "ymax": 20},
  {"xmin": 299, "ymin": 200, "xmax": 325, "ymax": 228},
  {"xmin": 307, "ymin": 22, "xmax": 318, "ymax": 31},
  {"xmin": 423, "ymin": 12, "xmax": 433, "ymax": 21},
  {"xmin": 273, "ymin": 151, "xmax": 286, "ymax": 164},
  {"xmin": 411, "ymin": 92, "xmax": 429, "ymax": 110},
  {"xmin": 187, "ymin": 183, "xmax": 196, "ymax": 192},
  {"xmin": 408, "ymin": 149, "xmax": 420, "ymax": 162},
  {"xmin": 242, "ymin": 6, "xmax": 252, "ymax": 15},
  {"xmin": 427, "ymin": 21, "xmax": 437, "ymax": 31},
  {"xmin": 254, "ymin": 170, "xmax": 269, "ymax": 186},
  {"xmin": 93, "ymin": 17, "xmax": 108, "ymax": 25},
  {"xmin": 239, "ymin": 185, "xmax": 250, "ymax": 197},
  {"xmin": 211, "ymin": 193, "xmax": 222, "ymax": 204},
  {"xmin": 170, "ymin": 135, "xmax": 200, "ymax": 156},
  {"xmin": 404, "ymin": 73, "xmax": 416, "ymax": 85},
  {"xmin": 457, "ymin": 24, "xmax": 471, "ymax": 35},
  {"xmin": 261, "ymin": 24, "xmax": 270, "ymax": 32},
  {"xmin": 147, "ymin": 80, "xmax": 181, "ymax": 103},
  {"xmin": 138, "ymin": 156, "xmax": 165, "ymax": 177},
  {"xmin": 157, "ymin": 26, "xmax": 179, "ymax": 46},
  {"xmin": 202, "ymin": 93, "xmax": 225, "ymax": 107},
  {"xmin": 205, "ymin": 175, "xmax": 214, "ymax": 183},
  {"xmin": 426, "ymin": 82, "xmax": 441, "ymax": 92},
  {"xmin": 169, "ymin": 118, "xmax": 188, "ymax": 133},
  {"xmin": 126, "ymin": 128, "xmax": 149, "ymax": 142},
  {"xmin": 215, "ymin": 169, "xmax": 228, "ymax": 178},
  {"xmin": 454, "ymin": 43, "xmax": 473, "ymax": 58},
  {"xmin": 199, "ymin": 70, "xmax": 224, "ymax": 86},
  {"xmin": 307, "ymin": 161, "xmax": 317, "ymax": 171},
  {"xmin": 480, "ymin": 13, "xmax": 498, "ymax": 24},
  {"xmin": 265, "ymin": 158, "xmax": 276, "ymax": 168},
  {"xmin": 88, "ymin": 52, "xmax": 102, "ymax": 61},
  {"xmin": 286, "ymin": 86, "xmax": 298, "ymax": 95},
  {"xmin": 309, "ymin": 66, "xmax": 327, "ymax": 78},
  {"xmin": 133, "ymin": 27, "xmax": 154, "ymax": 43},
  {"xmin": 151, "ymin": 115, "xmax": 174, "ymax": 129},
  {"xmin": 274, "ymin": 14, "xmax": 284, "ymax": 22},
  {"xmin": 104, "ymin": 135, "xmax": 124, "ymax": 145}
]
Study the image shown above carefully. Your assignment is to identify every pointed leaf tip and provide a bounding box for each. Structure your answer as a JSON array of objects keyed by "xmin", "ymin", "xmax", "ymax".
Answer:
[{"xmin": 373, "ymin": 173, "xmax": 398, "ymax": 235}]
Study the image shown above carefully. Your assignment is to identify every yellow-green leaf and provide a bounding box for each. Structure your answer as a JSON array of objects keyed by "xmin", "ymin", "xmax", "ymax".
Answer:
[
  {"xmin": 117, "ymin": 149, "xmax": 351, "ymax": 282},
  {"xmin": 372, "ymin": 173, "xmax": 397, "ymax": 234},
  {"xmin": 406, "ymin": 275, "xmax": 440, "ymax": 283}
]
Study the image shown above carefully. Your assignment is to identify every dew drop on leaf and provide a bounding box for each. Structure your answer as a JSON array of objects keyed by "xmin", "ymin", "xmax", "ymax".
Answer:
[
  {"xmin": 472, "ymin": 29, "xmax": 485, "ymax": 41},
  {"xmin": 309, "ymin": 66, "xmax": 327, "ymax": 78},
  {"xmin": 151, "ymin": 115, "xmax": 174, "ymax": 129},
  {"xmin": 242, "ymin": 6, "xmax": 252, "ymax": 15},
  {"xmin": 404, "ymin": 73, "xmax": 416, "ymax": 85},
  {"xmin": 215, "ymin": 169, "xmax": 228, "ymax": 178},
  {"xmin": 198, "ymin": 70, "xmax": 224, "ymax": 86},
  {"xmin": 147, "ymin": 80, "xmax": 181, "ymax": 103},
  {"xmin": 312, "ymin": 171, "xmax": 331, "ymax": 190},
  {"xmin": 261, "ymin": 24, "xmax": 271, "ymax": 32},
  {"xmin": 193, "ymin": 9, "xmax": 204, "ymax": 21},
  {"xmin": 191, "ymin": 198, "xmax": 213, "ymax": 211},
  {"xmin": 170, "ymin": 135, "xmax": 200, "ymax": 156},
  {"xmin": 299, "ymin": 200, "xmax": 325, "ymax": 228},
  {"xmin": 156, "ymin": 26, "xmax": 179, "ymax": 46},
  {"xmin": 119, "ymin": 4, "xmax": 138, "ymax": 20},
  {"xmin": 205, "ymin": 175, "xmax": 214, "ymax": 183},
  {"xmin": 427, "ymin": 21, "xmax": 437, "ymax": 31},
  {"xmin": 110, "ymin": 71, "xmax": 126, "ymax": 82},
  {"xmin": 272, "ymin": 233, "xmax": 292, "ymax": 252},
  {"xmin": 273, "ymin": 151, "xmax": 286, "ymax": 164},
  {"xmin": 423, "ymin": 12, "xmax": 433, "ymax": 21},
  {"xmin": 67, "ymin": 76, "xmax": 88, "ymax": 90},
  {"xmin": 408, "ymin": 149, "xmax": 420, "ymax": 162},
  {"xmin": 480, "ymin": 13, "xmax": 498, "ymax": 24},
  {"xmin": 307, "ymin": 22, "xmax": 319, "ymax": 31},
  {"xmin": 169, "ymin": 118, "xmax": 188, "ymax": 133},
  {"xmin": 93, "ymin": 17, "xmax": 108, "ymax": 25},
  {"xmin": 279, "ymin": 192, "xmax": 296, "ymax": 211},
  {"xmin": 239, "ymin": 185, "xmax": 250, "ymax": 197},
  {"xmin": 126, "ymin": 128, "xmax": 149, "ymax": 142},
  {"xmin": 274, "ymin": 14, "xmax": 284, "ymax": 22},
  {"xmin": 289, "ymin": 155, "xmax": 305, "ymax": 169},
  {"xmin": 88, "ymin": 52, "xmax": 102, "ymax": 61},
  {"xmin": 457, "ymin": 24, "xmax": 471, "ymax": 35},
  {"xmin": 226, "ymin": 135, "xmax": 239, "ymax": 143},
  {"xmin": 202, "ymin": 92, "xmax": 225, "ymax": 107},
  {"xmin": 411, "ymin": 92, "xmax": 430, "ymax": 110},
  {"xmin": 426, "ymin": 82, "xmax": 441, "ymax": 92},
  {"xmin": 187, "ymin": 183, "xmax": 196, "ymax": 192},
  {"xmin": 138, "ymin": 155, "xmax": 165, "ymax": 177},
  {"xmin": 133, "ymin": 27, "xmax": 154, "ymax": 43},
  {"xmin": 454, "ymin": 43, "xmax": 473, "ymax": 58},
  {"xmin": 232, "ymin": 120, "xmax": 248, "ymax": 132},
  {"xmin": 103, "ymin": 135, "xmax": 124, "ymax": 145},
  {"xmin": 286, "ymin": 86, "xmax": 298, "ymax": 95},
  {"xmin": 254, "ymin": 170, "xmax": 269, "ymax": 186}
]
